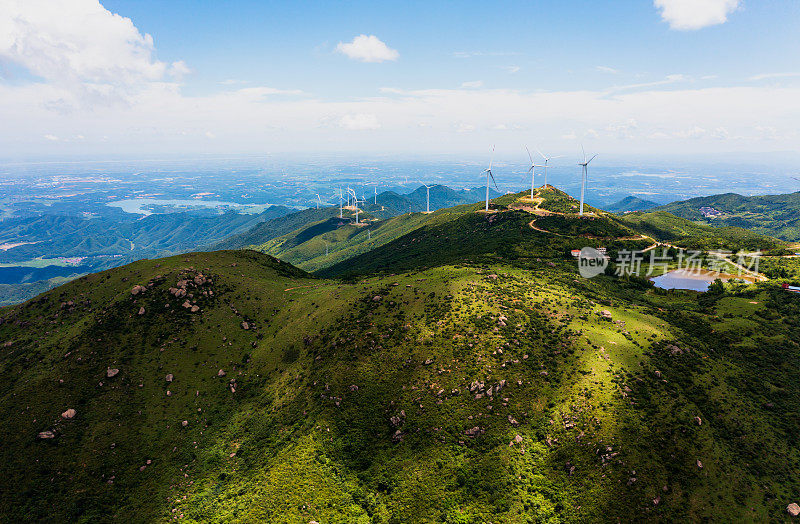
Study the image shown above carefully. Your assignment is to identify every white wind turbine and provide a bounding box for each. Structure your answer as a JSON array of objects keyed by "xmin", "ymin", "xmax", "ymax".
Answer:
[
  {"xmin": 316, "ymin": 194, "xmax": 322, "ymax": 209},
  {"xmin": 336, "ymin": 188, "xmax": 344, "ymax": 218},
  {"xmin": 348, "ymin": 188, "xmax": 364, "ymax": 224},
  {"xmin": 577, "ymin": 146, "xmax": 597, "ymax": 216},
  {"xmin": 481, "ymin": 146, "xmax": 499, "ymax": 212},
  {"xmin": 525, "ymin": 147, "xmax": 545, "ymax": 200},
  {"xmin": 536, "ymin": 149, "xmax": 562, "ymax": 190},
  {"xmin": 423, "ymin": 184, "xmax": 434, "ymax": 213}
]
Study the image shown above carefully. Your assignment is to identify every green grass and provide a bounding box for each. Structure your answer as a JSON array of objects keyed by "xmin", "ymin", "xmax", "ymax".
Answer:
[{"xmin": 1, "ymin": 246, "xmax": 799, "ymax": 521}]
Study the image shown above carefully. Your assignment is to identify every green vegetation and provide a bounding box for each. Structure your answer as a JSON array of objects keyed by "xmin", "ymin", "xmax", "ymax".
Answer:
[
  {"xmin": 618, "ymin": 211, "xmax": 784, "ymax": 252},
  {"xmin": 652, "ymin": 191, "xmax": 800, "ymax": 241},
  {"xmin": 607, "ymin": 196, "xmax": 660, "ymax": 214},
  {"xmin": 2, "ymin": 188, "xmax": 799, "ymax": 522}
]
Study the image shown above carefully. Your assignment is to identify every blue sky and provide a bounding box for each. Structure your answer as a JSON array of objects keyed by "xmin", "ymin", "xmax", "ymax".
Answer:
[{"xmin": 1, "ymin": 0, "xmax": 800, "ymax": 158}]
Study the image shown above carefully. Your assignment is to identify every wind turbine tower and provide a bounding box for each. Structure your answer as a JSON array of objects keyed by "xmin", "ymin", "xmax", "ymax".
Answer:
[
  {"xmin": 423, "ymin": 184, "xmax": 433, "ymax": 213},
  {"xmin": 577, "ymin": 146, "xmax": 597, "ymax": 216},
  {"xmin": 525, "ymin": 147, "xmax": 545, "ymax": 200},
  {"xmin": 480, "ymin": 146, "xmax": 499, "ymax": 212}
]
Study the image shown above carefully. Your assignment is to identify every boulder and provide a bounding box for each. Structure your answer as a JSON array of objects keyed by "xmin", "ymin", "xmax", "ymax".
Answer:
[
  {"xmin": 165, "ymin": 374, "xmax": 173, "ymax": 382},
  {"xmin": 372, "ymin": 295, "xmax": 382, "ymax": 302},
  {"xmin": 61, "ymin": 408, "xmax": 76, "ymax": 419},
  {"xmin": 107, "ymin": 367, "xmax": 120, "ymax": 378},
  {"xmin": 131, "ymin": 285, "xmax": 146, "ymax": 295},
  {"xmin": 190, "ymin": 305, "xmax": 200, "ymax": 313},
  {"xmin": 465, "ymin": 426, "xmax": 484, "ymax": 437},
  {"xmin": 241, "ymin": 321, "xmax": 250, "ymax": 330},
  {"xmin": 138, "ymin": 307, "xmax": 145, "ymax": 316},
  {"xmin": 37, "ymin": 430, "xmax": 56, "ymax": 439},
  {"xmin": 788, "ymin": 503, "xmax": 800, "ymax": 517},
  {"xmin": 181, "ymin": 420, "xmax": 188, "ymax": 427},
  {"xmin": 218, "ymin": 369, "xmax": 226, "ymax": 377}
]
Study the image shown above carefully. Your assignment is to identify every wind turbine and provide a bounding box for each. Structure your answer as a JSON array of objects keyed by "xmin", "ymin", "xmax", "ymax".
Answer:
[
  {"xmin": 525, "ymin": 147, "xmax": 545, "ymax": 200},
  {"xmin": 423, "ymin": 184, "xmax": 434, "ymax": 213},
  {"xmin": 481, "ymin": 146, "xmax": 499, "ymax": 212},
  {"xmin": 336, "ymin": 188, "xmax": 344, "ymax": 218},
  {"xmin": 577, "ymin": 146, "xmax": 597, "ymax": 216},
  {"xmin": 348, "ymin": 188, "xmax": 364, "ymax": 224},
  {"xmin": 536, "ymin": 149, "xmax": 562, "ymax": 189},
  {"xmin": 316, "ymin": 194, "xmax": 322, "ymax": 209}
]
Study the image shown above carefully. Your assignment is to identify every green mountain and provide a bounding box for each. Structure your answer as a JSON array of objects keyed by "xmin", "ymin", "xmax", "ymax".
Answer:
[
  {"xmin": 617, "ymin": 211, "xmax": 785, "ymax": 253},
  {"xmin": 607, "ymin": 196, "xmax": 660, "ymax": 214},
  {"xmin": 653, "ymin": 191, "xmax": 800, "ymax": 241},
  {"xmin": 1, "ymin": 187, "xmax": 799, "ymax": 522}
]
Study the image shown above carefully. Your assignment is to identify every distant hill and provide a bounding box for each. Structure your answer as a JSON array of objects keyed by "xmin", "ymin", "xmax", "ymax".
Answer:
[
  {"xmin": 653, "ymin": 191, "xmax": 800, "ymax": 241},
  {"xmin": 607, "ymin": 196, "xmax": 659, "ymax": 213},
  {"xmin": 0, "ymin": 206, "xmax": 293, "ymax": 304},
  {"xmin": 214, "ymin": 184, "xmax": 501, "ymax": 254}
]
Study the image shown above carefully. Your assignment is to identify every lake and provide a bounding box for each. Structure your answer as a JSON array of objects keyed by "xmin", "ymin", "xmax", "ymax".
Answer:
[
  {"xmin": 106, "ymin": 198, "xmax": 261, "ymax": 215},
  {"xmin": 651, "ymin": 269, "xmax": 755, "ymax": 292}
]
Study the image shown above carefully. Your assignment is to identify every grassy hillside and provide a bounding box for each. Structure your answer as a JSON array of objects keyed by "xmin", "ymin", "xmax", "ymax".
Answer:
[
  {"xmin": 618, "ymin": 211, "xmax": 785, "ymax": 253},
  {"xmin": 653, "ymin": 191, "xmax": 800, "ymax": 241},
  {"xmin": 2, "ymin": 245, "xmax": 800, "ymax": 522}
]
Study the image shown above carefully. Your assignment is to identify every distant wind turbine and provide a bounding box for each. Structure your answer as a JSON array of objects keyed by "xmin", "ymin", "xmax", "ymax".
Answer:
[
  {"xmin": 525, "ymin": 147, "xmax": 545, "ymax": 200},
  {"xmin": 537, "ymin": 149, "xmax": 562, "ymax": 189},
  {"xmin": 336, "ymin": 188, "xmax": 344, "ymax": 218},
  {"xmin": 423, "ymin": 184, "xmax": 433, "ymax": 213},
  {"xmin": 316, "ymin": 194, "xmax": 322, "ymax": 209},
  {"xmin": 481, "ymin": 146, "xmax": 499, "ymax": 212},
  {"xmin": 577, "ymin": 146, "xmax": 597, "ymax": 216}
]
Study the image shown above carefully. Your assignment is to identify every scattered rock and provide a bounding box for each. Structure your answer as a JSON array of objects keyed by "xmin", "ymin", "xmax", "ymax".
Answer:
[
  {"xmin": 181, "ymin": 420, "xmax": 188, "ymax": 427},
  {"xmin": 696, "ymin": 459, "xmax": 703, "ymax": 469},
  {"xmin": 372, "ymin": 295, "xmax": 382, "ymax": 302},
  {"xmin": 131, "ymin": 285, "xmax": 146, "ymax": 295},
  {"xmin": 694, "ymin": 416, "xmax": 702, "ymax": 426},
  {"xmin": 190, "ymin": 305, "xmax": 200, "ymax": 313},
  {"xmin": 106, "ymin": 367, "xmax": 119, "ymax": 378},
  {"xmin": 61, "ymin": 408, "xmax": 76, "ymax": 419},
  {"xmin": 465, "ymin": 426, "xmax": 484, "ymax": 437},
  {"xmin": 37, "ymin": 430, "xmax": 56, "ymax": 439},
  {"xmin": 241, "ymin": 321, "xmax": 249, "ymax": 330},
  {"xmin": 138, "ymin": 306, "xmax": 145, "ymax": 315},
  {"xmin": 165, "ymin": 374, "xmax": 174, "ymax": 382},
  {"xmin": 788, "ymin": 503, "xmax": 800, "ymax": 517},
  {"xmin": 218, "ymin": 369, "xmax": 226, "ymax": 377}
]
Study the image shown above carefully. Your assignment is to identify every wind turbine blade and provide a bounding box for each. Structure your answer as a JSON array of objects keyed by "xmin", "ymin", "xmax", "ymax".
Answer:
[
  {"xmin": 587, "ymin": 154, "xmax": 598, "ymax": 164},
  {"xmin": 488, "ymin": 170, "xmax": 499, "ymax": 191},
  {"xmin": 489, "ymin": 145, "xmax": 495, "ymax": 171},
  {"xmin": 527, "ymin": 166, "xmax": 534, "ymax": 173},
  {"xmin": 526, "ymin": 146, "xmax": 533, "ymax": 164},
  {"xmin": 581, "ymin": 144, "xmax": 586, "ymax": 163},
  {"xmin": 537, "ymin": 149, "xmax": 547, "ymax": 161}
]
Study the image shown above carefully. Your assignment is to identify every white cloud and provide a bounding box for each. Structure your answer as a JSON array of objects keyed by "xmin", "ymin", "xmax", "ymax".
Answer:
[
  {"xmin": 335, "ymin": 35, "xmax": 398, "ymax": 63},
  {"xmin": 339, "ymin": 113, "xmax": 380, "ymax": 130},
  {"xmin": 596, "ymin": 66, "xmax": 618, "ymax": 74},
  {"xmin": 606, "ymin": 74, "xmax": 688, "ymax": 93},
  {"xmin": 2, "ymin": 2, "xmax": 800, "ymax": 157},
  {"xmin": 169, "ymin": 60, "xmax": 191, "ymax": 79},
  {"xmin": 461, "ymin": 81, "xmax": 483, "ymax": 88},
  {"xmin": 749, "ymin": 72, "xmax": 800, "ymax": 81},
  {"xmin": 0, "ymin": 0, "xmax": 174, "ymax": 105},
  {"xmin": 654, "ymin": 0, "xmax": 740, "ymax": 31},
  {"xmin": 502, "ymin": 66, "xmax": 521, "ymax": 74}
]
